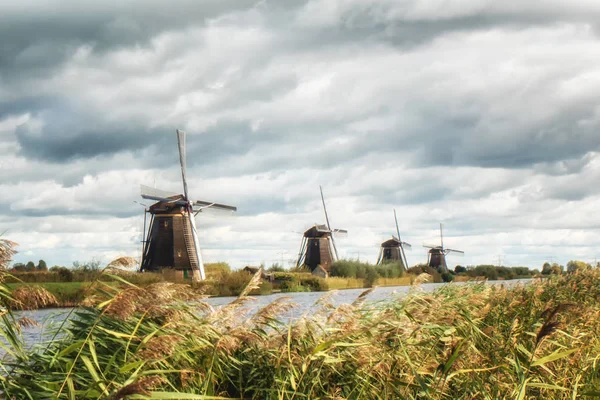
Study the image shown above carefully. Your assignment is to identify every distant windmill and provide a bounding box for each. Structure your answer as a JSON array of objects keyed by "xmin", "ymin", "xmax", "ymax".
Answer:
[
  {"xmin": 423, "ymin": 223, "xmax": 464, "ymax": 273},
  {"xmin": 139, "ymin": 130, "xmax": 237, "ymax": 282},
  {"xmin": 376, "ymin": 209, "xmax": 411, "ymax": 271},
  {"xmin": 296, "ymin": 186, "xmax": 347, "ymax": 273}
]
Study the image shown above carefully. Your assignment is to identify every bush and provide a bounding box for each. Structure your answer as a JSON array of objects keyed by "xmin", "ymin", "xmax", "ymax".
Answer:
[
  {"xmin": 454, "ymin": 265, "xmax": 467, "ymax": 274},
  {"xmin": 299, "ymin": 276, "xmax": 328, "ymax": 291},
  {"xmin": 281, "ymin": 284, "xmax": 310, "ymax": 293},
  {"xmin": 276, "ymin": 274, "xmax": 300, "ymax": 291},
  {"xmin": 267, "ymin": 263, "xmax": 286, "ymax": 272},
  {"xmin": 258, "ymin": 281, "xmax": 273, "ymax": 295},
  {"xmin": 407, "ymin": 264, "xmax": 443, "ymax": 283},
  {"xmin": 205, "ymin": 262, "xmax": 231, "ymax": 279},
  {"xmin": 56, "ymin": 267, "xmax": 74, "ymax": 283},
  {"xmin": 441, "ymin": 272, "xmax": 454, "ymax": 282},
  {"xmin": 464, "ymin": 265, "xmax": 538, "ymax": 280},
  {"xmin": 331, "ymin": 259, "xmax": 402, "ymax": 280},
  {"xmin": 364, "ymin": 268, "xmax": 379, "ymax": 287},
  {"xmin": 214, "ymin": 271, "xmax": 252, "ymax": 297}
]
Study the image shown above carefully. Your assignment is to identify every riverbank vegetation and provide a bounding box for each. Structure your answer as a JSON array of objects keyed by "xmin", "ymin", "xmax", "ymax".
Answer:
[
  {"xmin": 0, "ymin": 258, "xmax": 569, "ymax": 309},
  {"xmin": 1, "ymin": 267, "xmax": 600, "ymax": 398}
]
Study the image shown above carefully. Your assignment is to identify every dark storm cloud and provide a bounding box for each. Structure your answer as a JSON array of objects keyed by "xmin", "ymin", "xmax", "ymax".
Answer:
[
  {"xmin": 0, "ymin": 97, "xmax": 55, "ymax": 121},
  {"xmin": 0, "ymin": 0, "xmax": 276, "ymax": 78},
  {"xmin": 2, "ymin": 0, "xmax": 598, "ymax": 80},
  {"xmin": 8, "ymin": 207, "xmax": 136, "ymax": 219},
  {"xmin": 14, "ymin": 105, "xmax": 165, "ymax": 162},
  {"xmin": 4, "ymin": 0, "xmax": 599, "ymax": 173}
]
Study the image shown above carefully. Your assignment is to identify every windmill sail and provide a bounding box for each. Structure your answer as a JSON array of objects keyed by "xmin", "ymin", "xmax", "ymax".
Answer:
[
  {"xmin": 320, "ymin": 185, "xmax": 339, "ymax": 261},
  {"xmin": 176, "ymin": 129, "xmax": 189, "ymax": 200},
  {"xmin": 195, "ymin": 200, "xmax": 237, "ymax": 212},
  {"xmin": 394, "ymin": 209, "xmax": 410, "ymax": 270},
  {"xmin": 141, "ymin": 185, "xmax": 185, "ymax": 204}
]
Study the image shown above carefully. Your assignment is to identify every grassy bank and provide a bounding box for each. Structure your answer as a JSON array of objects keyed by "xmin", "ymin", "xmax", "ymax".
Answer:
[
  {"xmin": 327, "ymin": 275, "xmax": 414, "ymax": 289},
  {"xmin": 0, "ymin": 269, "xmax": 598, "ymax": 398},
  {"xmin": 7, "ymin": 282, "xmax": 87, "ymax": 306},
  {"xmin": 5, "ymin": 272, "xmax": 418, "ymax": 308}
]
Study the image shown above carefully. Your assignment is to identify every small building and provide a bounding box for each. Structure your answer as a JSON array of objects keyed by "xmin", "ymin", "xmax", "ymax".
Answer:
[
  {"xmin": 243, "ymin": 266, "xmax": 261, "ymax": 274},
  {"xmin": 311, "ymin": 265, "xmax": 329, "ymax": 279},
  {"xmin": 242, "ymin": 266, "xmax": 274, "ymax": 282}
]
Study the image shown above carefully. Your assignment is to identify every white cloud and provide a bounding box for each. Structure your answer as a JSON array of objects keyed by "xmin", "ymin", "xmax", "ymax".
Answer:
[{"xmin": 2, "ymin": 0, "xmax": 600, "ymax": 270}]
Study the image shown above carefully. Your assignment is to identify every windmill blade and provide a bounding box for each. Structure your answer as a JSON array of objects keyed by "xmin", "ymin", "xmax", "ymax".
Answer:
[
  {"xmin": 194, "ymin": 200, "xmax": 237, "ymax": 212},
  {"xmin": 401, "ymin": 242, "xmax": 412, "ymax": 250},
  {"xmin": 187, "ymin": 211, "xmax": 206, "ymax": 280},
  {"xmin": 320, "ymin": 186, "xmax": 332, "ymax": 232},
  {"xmin": 140, "ymin": 185, "xmax": 186, "ymax": 204},
  {"xmin": 446, "ymin": 249, "xmax": 465, "ymax": 255},
  {"xmin": 332, "ymin": 228, "xmax": 348, "ymax": 238},
  {"xmin": 320, "ymin": 185, "xmax": 339, "ymax": 260},
  {"xmin": 176, "ymin": 129, "xmax": 189, "ymax": 201},
  {"xmin": 394, "ymin": 209, "xmax": 403, "ymax": 243},
  {"xmin": 394, "ymin": 209, "xmax": 410, "ymax": 269},
  {"xmin": 439, "ymin": 223, "xmax": 444, "ymax": 250}
]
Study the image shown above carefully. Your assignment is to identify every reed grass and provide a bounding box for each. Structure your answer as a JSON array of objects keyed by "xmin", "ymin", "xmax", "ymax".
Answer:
[{"xmin": 0, "ymin": 269, "xmax": 598, "ymax": 398}]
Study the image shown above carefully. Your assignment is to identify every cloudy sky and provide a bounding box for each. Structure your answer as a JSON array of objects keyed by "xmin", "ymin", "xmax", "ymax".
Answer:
[{"xmin": 2, "ymin": 0, "xmax": 600, "ymax": 270}]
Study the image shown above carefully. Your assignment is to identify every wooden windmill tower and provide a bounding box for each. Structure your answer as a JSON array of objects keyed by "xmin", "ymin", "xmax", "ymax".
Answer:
[
  {"xmin": 139, "ymin": 130, "xmax": 237, "ymax": 282},
  {"xmin": 296, "ymin": 186, "xmax": 347, "ymax": 273},
  {"xmin": 423, "ymin": 223, "xmax": 463, "ymax": 273},
  {"xmin": 376, "ymin": 209, "xmax": 411, "ymax": 271}
]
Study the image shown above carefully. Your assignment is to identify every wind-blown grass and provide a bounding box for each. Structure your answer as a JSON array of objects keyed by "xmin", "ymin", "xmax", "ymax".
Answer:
[{"xmin": 0, "ymin": 269, "xmax": 599, "ymax": 398}]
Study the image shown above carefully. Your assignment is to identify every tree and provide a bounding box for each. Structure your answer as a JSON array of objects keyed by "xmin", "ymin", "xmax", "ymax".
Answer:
[
  {"xmin": 12, "ymin": 263, "xmax": 26, "ymax": 272},
  {"xmin": 566, "ymin": 260, "xmax": 590, "ymax": 273},
  {"xmin": 454, "ymin": 265, "xmax": 467, "ymax": 274},
  {"xmin": 73, "ymin": 259, "xmax": 101, "ymax": 272},
  {"xmin": 542, "ymin": 262, "xmax": 552, "ymax": 275},
  {"xmin": 550, "ymin": 263, "xmax": 564, "ymax": 275},
  {"xmin": 25, "ymin": 261, "xmax": 35, "ymax": 272},
  {"xmin": 364, "ymin": 268, "xmax": 379, "ymax": 287},
  {"xmin": 55, "ymin": 267, "xmax": 73, "ymax": 282},
  {"xmin": 37, "ymin": 259, "xmax": 48, "ymax": 271}
]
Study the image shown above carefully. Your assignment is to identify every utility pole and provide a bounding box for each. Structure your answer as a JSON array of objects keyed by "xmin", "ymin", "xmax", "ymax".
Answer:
[
  {"xmin": 497, "ymin": 255, "xmax": 504, "ymax": 267},
  {"xmin": 277, "ymin": 252, "xmax": 288, "ymax": 267}
]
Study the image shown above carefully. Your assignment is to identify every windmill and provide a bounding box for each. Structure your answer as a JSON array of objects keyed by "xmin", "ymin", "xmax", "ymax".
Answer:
[
  {"xmin": 376, "ymin": 209, "xmax": 411, "ymax": 271},
  {"xmin": 139, "ymin": 130, "xmax": 237, "ymax": 282},
  {"xmin": 423, "ymin": 223, "xmax": 464, "ymax": 273},
  {"xmin": 296, "ymin": 186, "xmax": 347, "ymax": 273}
]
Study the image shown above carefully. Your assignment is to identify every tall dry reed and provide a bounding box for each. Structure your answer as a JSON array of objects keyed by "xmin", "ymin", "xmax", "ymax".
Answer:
[{"xmin": 0, "ymin": 269, "xmax": 597, "ymax": 398}]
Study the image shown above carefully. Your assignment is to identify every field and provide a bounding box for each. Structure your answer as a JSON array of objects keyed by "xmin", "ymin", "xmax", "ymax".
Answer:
[{"xmin": 0, "ymin": 269, "xmax": 598, "ymax": 398}]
